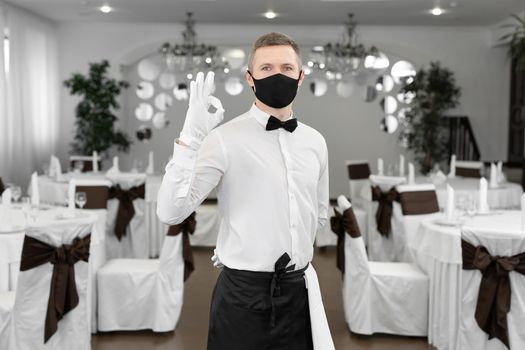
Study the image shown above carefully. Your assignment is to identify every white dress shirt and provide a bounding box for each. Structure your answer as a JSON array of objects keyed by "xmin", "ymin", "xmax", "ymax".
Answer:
[{"xmin": 157, "ymin": 103, "xmax": 329, "ymax": 272}]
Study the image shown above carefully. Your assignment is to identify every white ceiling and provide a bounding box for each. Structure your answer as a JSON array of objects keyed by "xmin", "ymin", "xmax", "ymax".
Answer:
[{"xmin": 5, "ymin": 0, "xmax": 525, "ymax": 26}]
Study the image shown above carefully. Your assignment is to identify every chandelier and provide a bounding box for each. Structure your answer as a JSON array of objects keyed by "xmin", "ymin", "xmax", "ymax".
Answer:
[
  {"xmin": 307, "ymin": 13, "xmax": 383, "ymax": 79},
  {"xmin": 159, "ymin": 12, "xmax": 229, "ymax": 79}
]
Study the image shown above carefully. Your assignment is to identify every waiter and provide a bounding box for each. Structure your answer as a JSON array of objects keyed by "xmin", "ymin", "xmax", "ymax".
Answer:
[{"xmin": 157, "ymin": 32, "xmax": 334, "ymax": 350}]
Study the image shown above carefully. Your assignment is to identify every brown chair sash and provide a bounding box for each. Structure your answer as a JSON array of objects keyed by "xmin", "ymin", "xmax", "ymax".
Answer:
[
  {"xmin": 75, "ymin": 186, "xmax": 109, "ymax": 209},
  {"xmin": 399, "ymin": 190, "xmax": 439, "ymax": 215},
  {"xmin": 108, "ymin": 183, "xmax": 145, "ymax": 241},
  {"xmin": 456, "ymin": 166, "xmax": 481, "ymax": 178},
  {"xmin": 20, "ymin": 234, "xmax": 91, "ymax": 343},
  {"xmin": 462, "ymin": 239, "xmax": 525, "ymax": 349},
  {"xmin": 330, "ymin": 207, "xmax": 362, "ymax": 274},
  {"xmin": 347, "ymin": 163, "xmax": 371, "ymax": 180},
  {"xmin": 70, "ymin": 160, "xmax": 101, "ymax": 173},
  {"xmin": 167, "ymin": 211, "xmax": 197, "ymax": 281},
  {"xmin": 371, "ymin": 186, "xmax": 399, "ymax": 238},
  {"xmin": 0, "ymin": 177, "xmax": 5, "ymax": 194}
]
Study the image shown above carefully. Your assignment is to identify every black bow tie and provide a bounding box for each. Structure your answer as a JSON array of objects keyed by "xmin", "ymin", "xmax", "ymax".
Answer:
[{"xmin": 265, "ymin": 116, "xmax": 298, "ymax": 133}]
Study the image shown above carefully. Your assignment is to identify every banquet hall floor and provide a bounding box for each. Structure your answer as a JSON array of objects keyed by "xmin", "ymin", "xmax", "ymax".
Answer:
[{"xmin": 91, "ymin": 247, "xmax": 436, "ymax": 350}]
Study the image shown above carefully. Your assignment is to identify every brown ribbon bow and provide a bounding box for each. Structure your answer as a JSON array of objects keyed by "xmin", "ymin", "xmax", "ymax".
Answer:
[
  {"xmin": 20, "ymin": 234, "xmax": 91, "ymax": 343},
  {"xmin": 108, "ymin": 183, "xmax": 145, "ymax": 240},
  {"xmin": 0, "ymin": 177, "xmax": 5, "ymax": 194},
  {"xmin": 167, "ymin": 212, "xmax": 197, "ymax": 281},
  {"xmin": 462, "ymin": 239, "xmax": 525, "ymax": 349},
  {"xmin": 330, "ymin": 207, "xmax": 361, "ymax": 274},
  {"xmin": 371, "ymin": 186, "xmax": 399, "ymax": 238}
]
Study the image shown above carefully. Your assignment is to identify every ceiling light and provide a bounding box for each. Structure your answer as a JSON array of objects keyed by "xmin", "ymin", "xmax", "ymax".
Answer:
[
  {"xmin": 100, "ymin": 4, "xmax": 112, "ymax": 13},
  {"xmin": 431, "ymin": 7, "xmax": 443, "ymax": 16},
  {"xmin": 264, "ymin": 11, "xmax": 277, "ymax": 19}
]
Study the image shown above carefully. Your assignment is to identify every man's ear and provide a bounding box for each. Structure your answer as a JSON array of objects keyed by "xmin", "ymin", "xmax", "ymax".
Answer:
[
  {"xmin": 297, "ymin": 70, "xmax": 305, "ymax": 87},
  {"xmin": 245, "ymin": 70, "xmax": 254, "ymax": 89}
]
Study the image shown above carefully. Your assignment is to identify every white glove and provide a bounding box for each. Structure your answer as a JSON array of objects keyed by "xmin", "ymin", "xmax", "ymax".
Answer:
[
  {"xmin": 179, "ymin": 71, "xmax": 225, "ymax": 150},
  {"xmin": 211, "ymin": 248, "xmax": 224, "ymax": 269}
]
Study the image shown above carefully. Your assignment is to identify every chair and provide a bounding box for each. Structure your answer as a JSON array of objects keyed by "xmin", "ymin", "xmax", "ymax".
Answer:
[
  {"xmin": 97, "ymin": 213, "xmax": 196, "ymax": 332},
  {"xmin": 460, "ymin": 226, "xmax": 525, "ymax": 350},
  {"xmin": 105, "ymin": 174, "xmax": 148, "ymax": 259},
  {"xmin": 69, "ymin": 155, "xmax": 100, "ymax": 173},
  {"xmin": 334, "ymin": 195, "xmax": 429, "ymax": 336},
  {"xmin": 393, "ymin": 184, "xmax": 441, "ymax": 262},
  {"xmin": 70, "ymin": 178, "xmax": 112, "ymax": 333},
  {"xmin": 455, "ymin": 160, "xmax": 483, "ymax": 178},
  {"xmin": 0, "ymin": 220, "xmax": 93, "ymax": 349},
  {"xmin": 345, "ymin": 161, "xmax": 371, "ymax": 208},
  {"xmin": 365, "ymin": 175, "xmax": 406, "ymax": 261}
]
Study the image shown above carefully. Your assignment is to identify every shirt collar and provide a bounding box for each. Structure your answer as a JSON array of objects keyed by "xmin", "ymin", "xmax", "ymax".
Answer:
[{"xmin": 249, "ymin": 103, "xmax": 295, "ymax": 129}]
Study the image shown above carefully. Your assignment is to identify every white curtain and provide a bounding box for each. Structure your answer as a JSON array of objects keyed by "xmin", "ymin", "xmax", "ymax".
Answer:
[{"xmin": 0, "ymin": 3, "xmax": 59, "ymax": 187}]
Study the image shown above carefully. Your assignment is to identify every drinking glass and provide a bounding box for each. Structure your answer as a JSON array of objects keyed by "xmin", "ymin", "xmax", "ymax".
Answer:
[{"xmin": 75, "ymin": 192, "xmax": 87, "ymax": 209}]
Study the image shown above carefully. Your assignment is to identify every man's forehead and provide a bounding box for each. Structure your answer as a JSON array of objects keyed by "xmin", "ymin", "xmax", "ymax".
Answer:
[{"xmin": 253, "ymin": 46, "xmax": 300, "ymax": 66}]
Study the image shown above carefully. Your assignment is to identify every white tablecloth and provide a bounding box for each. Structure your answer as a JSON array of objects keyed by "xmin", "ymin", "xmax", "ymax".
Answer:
[{"xmin": 408, "ymin": 211, "xmax": 524, "ymax": 350}]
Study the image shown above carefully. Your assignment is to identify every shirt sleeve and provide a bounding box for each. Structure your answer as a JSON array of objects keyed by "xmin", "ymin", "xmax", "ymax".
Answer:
[
  {"xmin": 316, "ymin": 138, "xmax": 329, "ymax": 234},
  {"xmin": 156, "ymin": 129, "xmax": 228, "ymax": 225}
]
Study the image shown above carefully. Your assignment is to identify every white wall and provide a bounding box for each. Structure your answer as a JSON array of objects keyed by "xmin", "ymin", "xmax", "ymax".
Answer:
[{"xmin": 56, "ymin": 22, "xmax": 510, "ymax": 198}]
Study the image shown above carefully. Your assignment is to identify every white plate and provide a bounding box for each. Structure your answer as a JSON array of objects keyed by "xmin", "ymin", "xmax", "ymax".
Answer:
[
  {"xmin": 434, "ymin": 219, "xmax": 464, "ymax": 227},
  {"xmin": 55, "ymin": 212, "xmax": 89, "ymax": 220},
  {"xmin": 475, "ymin": 211, "xmax": 502, "ymax": 216}
]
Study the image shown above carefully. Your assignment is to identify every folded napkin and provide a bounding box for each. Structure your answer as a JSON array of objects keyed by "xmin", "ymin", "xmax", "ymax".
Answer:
[
  {"xmin": 478, "ymin": 178, "xmax": 490, "ymax": 214},
  {"xmin": 92, "ymin": 151, "xmax": 99, "ymax": 172},
  {"xmin": 489, "ymin": 163, "xmax": 498, "ymax": 189},
  {"xmin": 445, "ymin": 184, "xmax": 455, "ymax": 221},
  {"xmin": 399, "ymin": 155, "xmax": 405, "ymax": 177},
  {"xmin": 146, "ymin": 151, "xmax": 154, "ymax": 175},
  {"xmin": 408, "ymin": 162, "xmax": 415, "ymax": 185},
  {"xmin": 106, "ymin": 156, "xmax": 120, "ymax": 175},
  {"xmin": 2, "ymin": 188, "xmax": 12, "ymax": 206},
  {"xmin": 50, "ymin": 155, "xmax": 64, "ymax": 181},
  {"xmin": 497, "ymin": 161, "xmax": 506, "ymax": 183},
  {"xmin": 31, "ymin": 172, "xmax": 40, "ymax": 205},
  {"xmin": 431, "ymin": 170, "xmax": 447, "ymax": 185},
  {"xmin": 448, "ymin": 154, "xmax": 456, "ymax": 178},
  {"xmin": 377, "ymin": 158, "xmax": 384, "ymax": 176}
]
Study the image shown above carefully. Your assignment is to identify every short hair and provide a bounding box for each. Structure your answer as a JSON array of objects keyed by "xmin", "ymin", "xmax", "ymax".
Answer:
[{"xmin": 248, "ymin": 32, "xmax": 302, "ymax": 71}]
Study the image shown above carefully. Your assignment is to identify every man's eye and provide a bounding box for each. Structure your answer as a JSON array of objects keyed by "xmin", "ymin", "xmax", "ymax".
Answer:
[
  {"xmin": 261, "ymin": 67, "xmax": 271, "ymax": 71},
  {"xmin": 285, "ymin": 66, "xmax": 294, "ymax": 71}
]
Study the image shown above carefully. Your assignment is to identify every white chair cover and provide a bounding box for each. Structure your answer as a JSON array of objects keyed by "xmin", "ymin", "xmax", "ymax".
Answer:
[
  {"xmin": 345, "ymin": 161, "xmax": 371, "ymax": 209},
  {"xmin": 365, "ymin": 175, "xmax": 406, "ymax": 261},
  {"xmin": 0, "ymin": 221, "xmax": 93, "ymax": 350},
  {"xmin": 97, "ymin": 233, "xmax": 184, "ymax": 332},
  {"xmin": 105, "ymin": 174, "xmax": 148, "ymax": 259},
  {"xmin": 70, "ymin": 178, "xmax": 111, "ymax": 334},
  {"xmin": 460, "ymin": 226, "xmax": 525, "ymax": 350},
  {"xmin": 343, "ymin": 227, "xmax": 429, "ymax": 336}
]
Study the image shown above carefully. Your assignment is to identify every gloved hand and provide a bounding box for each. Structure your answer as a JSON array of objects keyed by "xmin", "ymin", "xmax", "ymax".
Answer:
[
  {"xmin": 211, "ymin": 248, "xmax": 224, "ymax": 269},
  {"xmin": 179, "ymin": 71, "xmax": 225, "ymax": 150}
]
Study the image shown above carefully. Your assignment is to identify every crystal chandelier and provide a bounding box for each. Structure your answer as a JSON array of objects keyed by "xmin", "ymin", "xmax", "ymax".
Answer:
[
  {"xmin": 307, "ymin": 13, "xmax": 382, "ymax": 79},
  {"xmin": 159, "ymin": 12, "xmax": 229, "ymax": 79}
]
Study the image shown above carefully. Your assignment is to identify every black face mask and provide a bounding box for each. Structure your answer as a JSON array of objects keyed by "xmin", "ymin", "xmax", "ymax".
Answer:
[{"xmin": 247, "ymin": 70, "xmax": 302, "ymax": 109}]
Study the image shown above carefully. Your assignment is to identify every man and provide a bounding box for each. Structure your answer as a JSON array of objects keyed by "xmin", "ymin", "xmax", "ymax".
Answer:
[{"xmin": 157, "ymin": 32, "xmax": 334, "ymax": 350}]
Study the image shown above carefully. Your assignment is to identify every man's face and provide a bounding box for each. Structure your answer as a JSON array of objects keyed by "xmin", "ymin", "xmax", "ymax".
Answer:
[{"xmin": 246, "ymin": 45, "xmax": 304, "ymax": 88}]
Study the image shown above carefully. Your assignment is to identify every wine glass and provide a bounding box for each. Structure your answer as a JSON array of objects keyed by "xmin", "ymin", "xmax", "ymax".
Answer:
[
  {"xmin": 20, "ymin": 197, "xmax": 31, "ymax": 223},
  {"xmin": 74, "ymin": 160, "xmax": 84, "ymax": 173},
  {"xmin": 466, "ymin": 193, "xmax": 477, "ymax": 218},
  {"xmin": 11, "ymin": 186, "xmax": 21, "ymax": 203},
  {"xmin": 456, "ymin": 193, "xmax": 467, "ymax": 217},
  {"xmin": 75, "ymin": 192, "xmax": 87, "ymax": 209}
]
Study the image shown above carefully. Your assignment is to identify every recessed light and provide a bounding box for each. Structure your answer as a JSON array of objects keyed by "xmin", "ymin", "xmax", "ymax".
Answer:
[
  {"xmin": 264, "ymin": 11, "xmax": 277, "ymax": 19},
  {"xmin": 431, "ymin": 7, "xmax": 443, "ymax": 16},
  {"xmin": 100, "ymin": 4, "xmax": 112, "ymax": 13}
]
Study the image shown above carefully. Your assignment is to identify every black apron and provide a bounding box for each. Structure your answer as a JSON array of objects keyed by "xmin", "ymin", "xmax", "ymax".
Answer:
[{"xmin": 207, "ymin": 253, "xmax": 313, "ymax": 350}]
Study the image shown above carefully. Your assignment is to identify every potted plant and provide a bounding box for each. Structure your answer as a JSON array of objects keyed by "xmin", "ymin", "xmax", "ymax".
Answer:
[
  {"xmin": 499, "ymin": 14, "xmax": 525, "ymax": 70},
  {"xmin": 399, "ymin": 61, "xmax": 461, "ymax": 174},
  {"xmin": 64, "ymin": 60, "xmax": 131, "ymax": 156}
]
